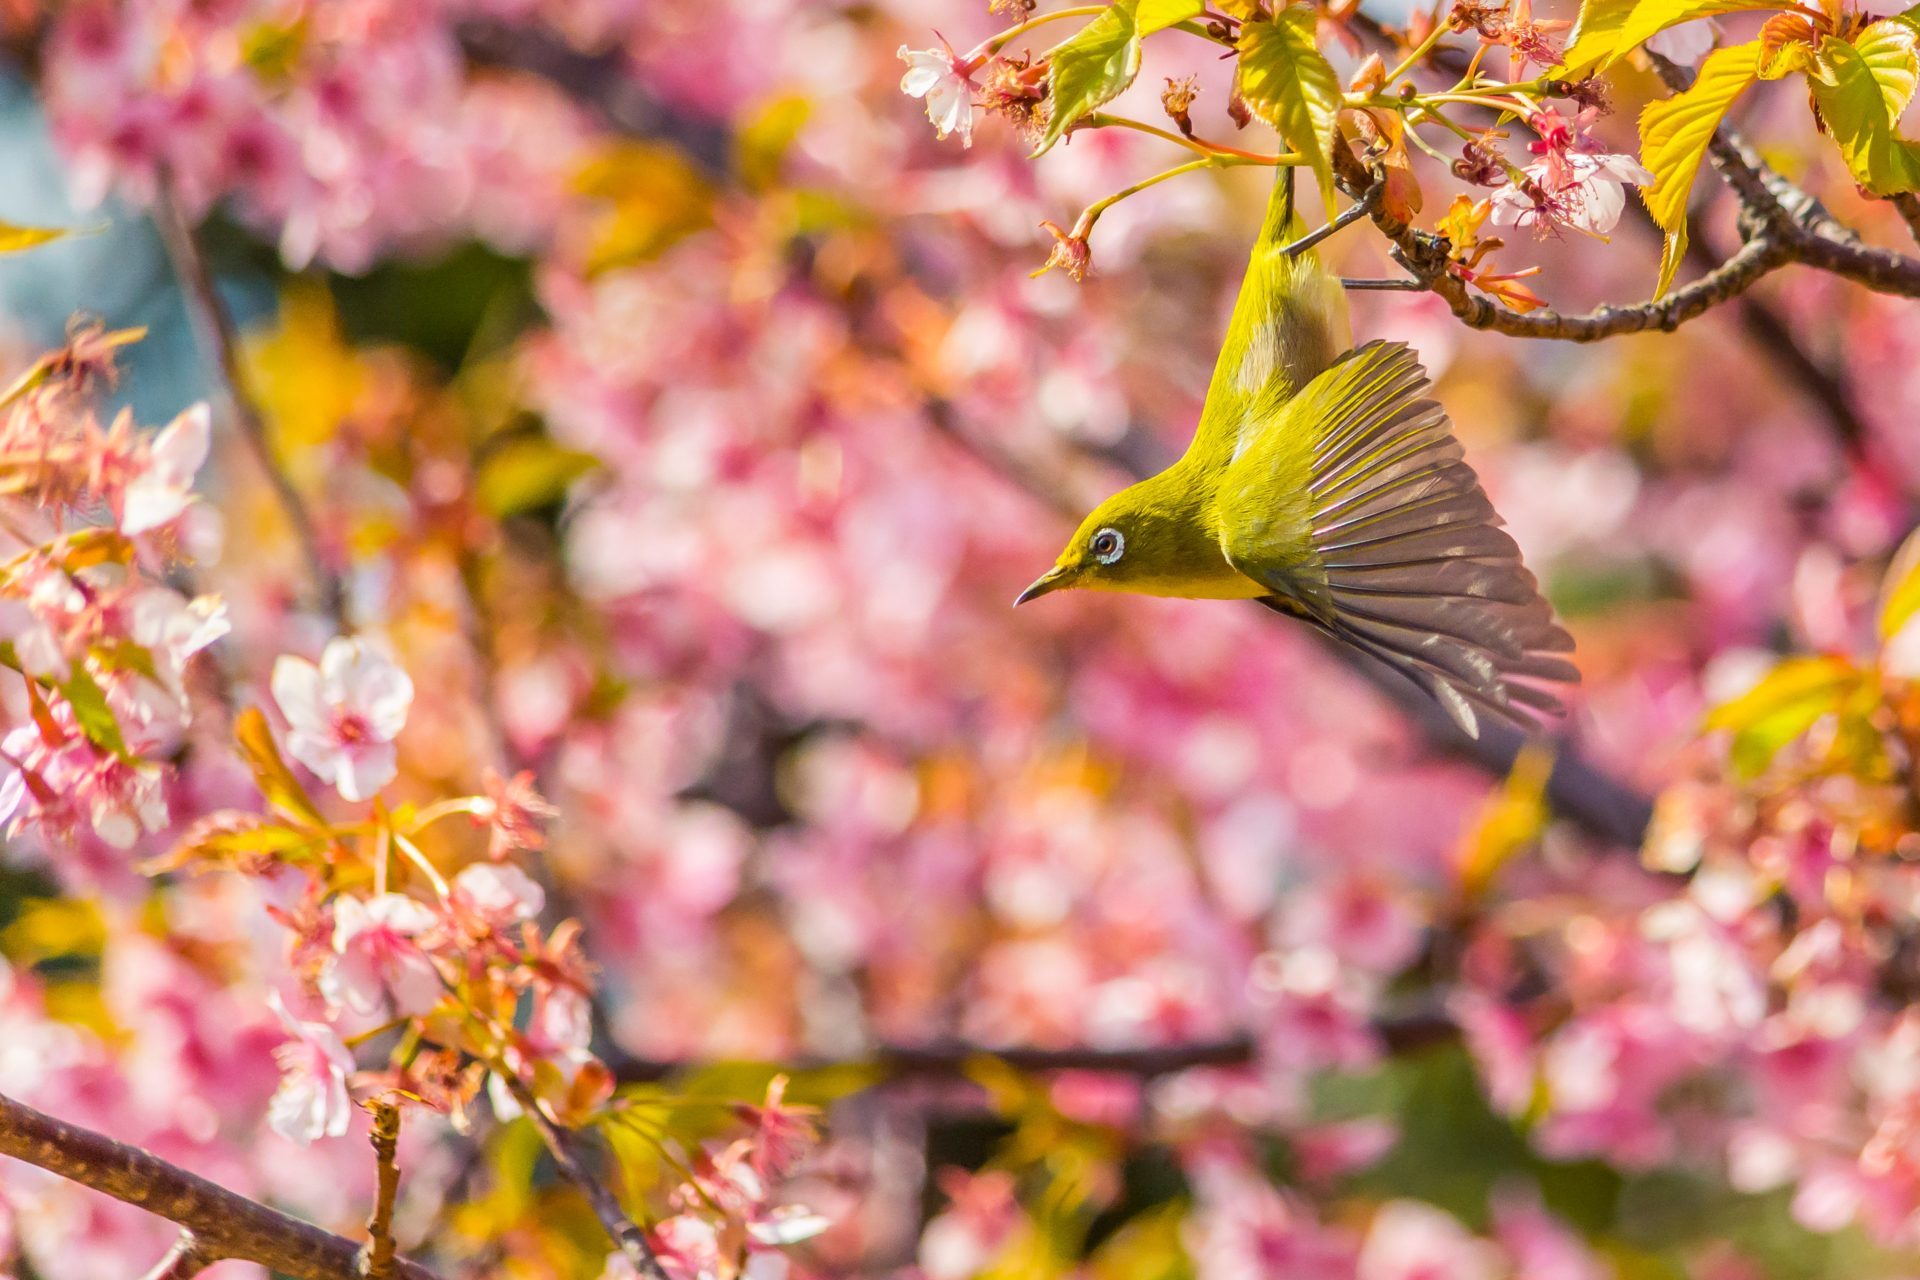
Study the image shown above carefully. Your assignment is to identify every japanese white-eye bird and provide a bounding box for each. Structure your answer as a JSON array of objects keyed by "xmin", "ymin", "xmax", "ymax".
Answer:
[{"xmin": 1016, "ymin": 171, "xmax": 1577, "ymax": 738}]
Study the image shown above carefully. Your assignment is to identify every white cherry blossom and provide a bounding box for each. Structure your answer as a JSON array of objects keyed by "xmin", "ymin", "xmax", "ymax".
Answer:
[
  {"xmin": 121, "ymin": 402, "xmax": 211, "ymax": 535},
  {"xmin": 272, "ymin": 637, "xmax": 414, "ymax": 801}
]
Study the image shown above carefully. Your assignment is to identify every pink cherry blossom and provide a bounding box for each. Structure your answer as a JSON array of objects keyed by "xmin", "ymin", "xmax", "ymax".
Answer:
[
  {"xmin": 120, "ymin": 403, "xmax": 210, "ymax": 535},
  {"xmin": 322, "ymin": 893, "xmax": 443, "ymax": 1018},
  {"xmin": 899, "ymin": 40, "xmax": 976, "ymax": 147},
  {"xmin": 265, "ymin": 991, "xmax": 354, "ymax": 1146},
  {"xmin": 450, "ymin": 861, "xmax": 546, "ymax": 928},
  {"xmin": 271, "ymin": 638, "xmax": 414, "ymax": 802},
  {"xmin": 1490, "ymin": 153, "xmax": 1655, "ymax": 237},
  {"xmin": 1358, "ymin": 1200, "xmax": 1504, "ymax": 1280}
]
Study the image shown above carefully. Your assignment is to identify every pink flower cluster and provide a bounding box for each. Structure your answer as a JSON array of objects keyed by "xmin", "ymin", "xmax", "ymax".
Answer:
[{"xmin": 43, "ymin": 0, "xmax": 594, "ymax": 270}]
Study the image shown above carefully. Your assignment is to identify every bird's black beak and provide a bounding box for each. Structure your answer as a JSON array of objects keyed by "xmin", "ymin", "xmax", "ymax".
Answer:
[{"xmin": 1015, "ymin": 567, "xmax": 1069, "ymax": 606}]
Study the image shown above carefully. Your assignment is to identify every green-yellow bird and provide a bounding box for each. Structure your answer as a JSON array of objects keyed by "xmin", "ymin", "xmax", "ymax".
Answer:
[{"xmin": 1016, "ymin": 173, "xmax": 1577, "ymax": 739}]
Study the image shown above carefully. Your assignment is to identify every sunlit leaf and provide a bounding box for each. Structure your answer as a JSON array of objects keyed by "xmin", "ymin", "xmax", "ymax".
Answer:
[
  {"xmin": 1612, "ymin": 0, "xmax": 1789, "ymax": 66},
  {"xmin": 1138, "ymin": 0, "xmax": 1207, "ymax": 33},
  {"xmin": 0, "ymin": 223, "xmax": 71, "ymax": 256},
  {"xmin": 1638, "ymin": 39, "xmax": 1761, "ymax": 295},
  {"xmin": 60, "ymin": 667, "xmax": 126, "ymax": 759},
  {"xmin": 1705, "ymin": 655, "xmax": 1872, "ymax": 776},
  {"xmin": 233, "ymin": 705, "xmax": 328, "ymax": 827},
  {"xmin": 1557, "ymin": 0, "xmax": 1641, "ymax": 74},
  {"xmin": 1, "ymin": 898, "xmax": 105, "ymax": 966},
  {"xmin": 574, "ymin": 142, "xmax": 713, "ymax": 275},
  {"xmin": 1034, "ymin": 0, "xmax": 1146, "ymax": 155},
  {"xmin": 735, "ymin": 96, "xmax": 811, "ymax": 191},
  {"xmin": 1235, "ymin": 6, "xmax": 1343, "ymax": 216},
  {"xmin": 1088, "ymin": 1202, "xmax": 1193, "ymax": 1280},
  {"xmin": 1809, "ymin": 26, "xmax": 1920, "ymax": 194},
  {"xmin": 1455, "ymin": 740, "xmax": 1554, "ymax": 898},
  {"xmin": 247, "ymin": 280, "xmax": 362, "ymax": 454},
  {"xmin": 475, "ymin": 434, "xmax": 601, "ymax": 517},
  {"xmin": 1879, "ymin": 524, "xmax": 1920, "ymax": 640}
]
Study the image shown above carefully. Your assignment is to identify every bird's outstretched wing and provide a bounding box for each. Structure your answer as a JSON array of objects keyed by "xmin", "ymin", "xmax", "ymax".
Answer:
[{"xmin": 1219, "ymin": 339, "xmax": 1577, "ymax": 738}]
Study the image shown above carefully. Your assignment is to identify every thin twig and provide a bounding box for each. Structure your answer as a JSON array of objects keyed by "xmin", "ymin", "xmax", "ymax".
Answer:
[
  {"xmin": 141, "ymin": 1231, "xmax": 214, "ymax": 1280},
  {"xmin": 0, "ymin": 1090, "xmax": 441, "ymax": 1280},
  {"xmin": 1340, "ymin": 277, "xmax": 1429, "ymax": 290},
  {"xmin": 361, "ymin": 1100, "xmax": 403, "ymax": 1280},
  {"xmin": 1284, "ymin": 184, "xmax": 1382, "ymax": 258},
  {"xmin": 504, "ymin": 1078, "xmax": 672, "ymax": 1280},
  {"xmin": 151, "ymin": 177, "xmax": 349, "ymax": 631}
]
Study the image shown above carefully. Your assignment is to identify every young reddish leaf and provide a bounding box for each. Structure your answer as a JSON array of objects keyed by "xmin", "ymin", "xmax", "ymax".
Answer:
[
  {"xmin": 1639, "ymin": 39, "xmax": 1761, "ymax": 295},
  {"xmin": 1236, "ymin": 6, "xmax": 1344, "ymax": 216},
  {"xmin": 1757, "ymin": 11, "xmax": 1822, "ymax": 78},
  {"xmin": 1033, "ymin": 1, "xmax": 1146, "ymax": 155},
  {"xmin": 233, "ymin": 705, "xmax": 328, "ymax": 827}
]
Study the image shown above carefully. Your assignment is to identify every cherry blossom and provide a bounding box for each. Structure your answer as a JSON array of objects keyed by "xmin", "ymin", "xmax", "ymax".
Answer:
[
  {"xmin": 321, "ymin": 893, "xmax": 443, "ymax": 1018},
  {"xmin": 265, "ymin": 991, "xmax": 354, "ymax": 1146},
  {"xmin": 899, "ymin": 40, "xmax": 977, "ymax": 147},
  {"xmin": 119, "ymin": 403, "xmax": 211, "ymax": 535},
  {"xmin": 271, "ymin": 638, "xmax": 414, "ymax": 802},
  {"xmin": 1490, "ymin": 152, "xmax": 1654, "ymax": 236}
]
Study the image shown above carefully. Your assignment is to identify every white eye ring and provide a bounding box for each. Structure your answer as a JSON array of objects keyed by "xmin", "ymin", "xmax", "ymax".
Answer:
[{"xmin": 1090, "ymin": 527, "xmax": 1125, "ymax": 565}]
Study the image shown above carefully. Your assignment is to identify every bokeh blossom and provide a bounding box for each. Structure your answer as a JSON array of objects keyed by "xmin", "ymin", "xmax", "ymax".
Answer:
[{"xmin": 272, "ymin": 637, "xmax": 414, "ymax": 802}]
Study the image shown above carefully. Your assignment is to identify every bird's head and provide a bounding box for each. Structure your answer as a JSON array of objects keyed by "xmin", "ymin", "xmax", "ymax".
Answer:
[{"xmin": 1016, "ymin": 492, "xmax": 1152, "ymax": 604}]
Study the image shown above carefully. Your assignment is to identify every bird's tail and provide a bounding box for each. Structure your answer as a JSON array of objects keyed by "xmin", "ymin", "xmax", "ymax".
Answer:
[
  {"xmin": 1278, "ymin": 339, "xmax": 1577, "ymax": 738},
  {"xmin": 1206, "ymin": 169, "xmax": 1351, "ymax": 411}
]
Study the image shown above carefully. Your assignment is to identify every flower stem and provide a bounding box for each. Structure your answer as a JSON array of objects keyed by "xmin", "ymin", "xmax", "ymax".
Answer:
[
  {"xmin": 971, "ymin": 5, "xmax": 1108, "ymax": 61},
  {"xmin": 1085, "ymin": 112, "xmax": 1287, "ymax": 162}
]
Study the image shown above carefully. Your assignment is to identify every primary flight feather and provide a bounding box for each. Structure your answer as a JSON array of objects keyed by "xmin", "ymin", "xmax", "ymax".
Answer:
[{"xmin": 1016, "ymin": 172, "xmax": 1577, "ymax": 739}]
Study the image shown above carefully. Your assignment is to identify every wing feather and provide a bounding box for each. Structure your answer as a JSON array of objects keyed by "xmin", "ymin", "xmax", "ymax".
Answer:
[{"xmin": 1223, "ymin": 339, "xmax": 1577, "ymax": 737}]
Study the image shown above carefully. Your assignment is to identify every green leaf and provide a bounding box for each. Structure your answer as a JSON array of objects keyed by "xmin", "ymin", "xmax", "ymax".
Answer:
[
  {"xmin": 1809, "ymin": 27, "xmax": 1920, "ymax": 194},
  {"xmin": 1034, "ymin": 1, "xmax": 1146, "ymax": 155},
  {"xmin": 59, "ymin": 667, "xmax": 126, "ymax": 759},
  {"xmin": 1557, "ymin": 0, "xmax": 1641, "ymax": 76},
  {"xmin": 1705, "ymin": 655, "xmax": 1869, "ymax": 776},
  {"xmin": 1611, "ymin": 0, "xmax": 1787, "ymax": 67},
  {"xmin": 1138, "ymin": 0, "xmax": 1207, "ymax": 33},
  {"xmin": 1235, "ymin": 6, "xmax": 1343, "ymax": 217},
  {"xmin": 1638, "ymin": 39, "xmax": 1760, "ymax": 294},
  {"xmin": 475, "ymin": 434, "xmax": 600, "ymax": 517}
]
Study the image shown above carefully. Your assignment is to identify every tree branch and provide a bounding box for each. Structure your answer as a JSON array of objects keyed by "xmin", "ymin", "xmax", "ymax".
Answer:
[
  {"xmin": 1890, "ymin": 192, "xmax": 1920, "ymax": 246},
  {"xmin": 504, "ymin": 1079, "xmax": 672, "ymax": 1280},
  {"xmin": 140, "ymin": 1232, "xmax": 213, "ymax": 1280},
  {"xmin": 151, "ymin": 177, "xmax": 349, "ymax": 632},
  {"xmin": 0, "ymin": 1091, "xmax": 440, "ymax": 1280},
  {"xmin": 362, "ymin": 1100, "xmax": 402, "ymax": 1280}
]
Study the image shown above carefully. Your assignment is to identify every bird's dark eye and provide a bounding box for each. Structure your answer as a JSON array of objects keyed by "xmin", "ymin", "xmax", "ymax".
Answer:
[{"xmin": 1090, "ymin": 527, "xmax": 1125, "ymax": 565}]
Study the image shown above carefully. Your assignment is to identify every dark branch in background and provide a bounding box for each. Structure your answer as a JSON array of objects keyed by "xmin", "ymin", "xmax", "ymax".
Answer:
[
  {"xmin": 457, "ymin": 21, "xmax": 729, "ymax": 174},
  {"xmin": 0, "ymin": 1091, "xmax": 441, "ymax": 1280},
  {"xmin": 152, "ymin": 177, "xmax": 349, "ymax": 632},
  {"xmin": 504, "ymin": 1077, "xmax": 672, "ymax": 1280},
  {"xmin": 611, "ymin": 1036, "xmax": 1262, "ymax": 1085},
  {"xmin": 1699, "ymin": 230, "xmax": 1868, "ymax": 455}
]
